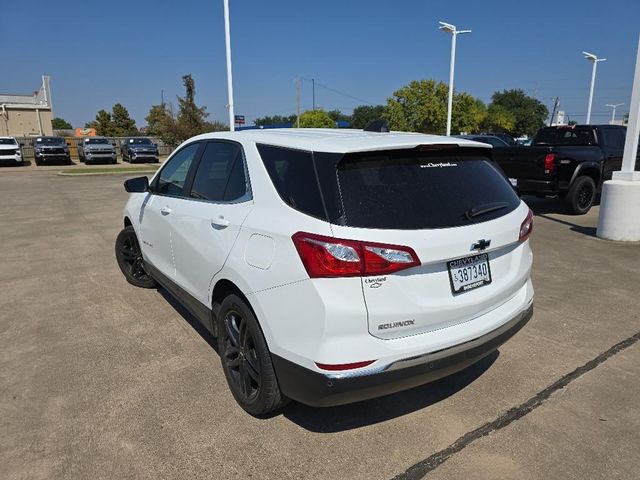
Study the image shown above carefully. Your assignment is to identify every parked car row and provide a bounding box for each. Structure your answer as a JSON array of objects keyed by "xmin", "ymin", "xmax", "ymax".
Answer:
[{"xmin": 0, "ymin": 136, "xmax": 160, "ymax": 166}]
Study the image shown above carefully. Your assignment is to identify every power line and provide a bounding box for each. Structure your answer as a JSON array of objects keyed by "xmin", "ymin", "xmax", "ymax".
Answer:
[{"xmin": 300, "ymin": 77, "xmax": 373, "ymax": 106}]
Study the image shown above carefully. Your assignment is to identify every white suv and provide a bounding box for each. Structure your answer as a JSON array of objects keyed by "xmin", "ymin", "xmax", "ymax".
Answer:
[{"xmin": 116, "ymin": 128, "xmax": 534, "ymax": 416}]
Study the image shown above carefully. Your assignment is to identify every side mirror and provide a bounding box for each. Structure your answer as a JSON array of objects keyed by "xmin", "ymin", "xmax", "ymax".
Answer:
[
  {"xmin": 112, "ymin": 142, "xmax": 117, "ymax": 147},
  {"xmin": 19, "ymin": 143, "xmax": 24, "ymax": 147},
  {"xmin": 124, "ymin": 176, "xmax": 149, "ymax": 193}
]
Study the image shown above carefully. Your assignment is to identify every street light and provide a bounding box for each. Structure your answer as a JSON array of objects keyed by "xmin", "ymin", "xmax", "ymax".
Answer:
[
  {"xmin": 223, "ymin": 0, "xmax": 235, "ymax": 131},
  {"xmin": 605, "ymin": 103, "xmax": 624, "ymax": 124},
  {"xmin": 439, "ymin": 21, "xmax": 471, "ymax": 136},
  {"xmin": 583, "ymin": 51, "xmax": 606, "ymax": 124}
]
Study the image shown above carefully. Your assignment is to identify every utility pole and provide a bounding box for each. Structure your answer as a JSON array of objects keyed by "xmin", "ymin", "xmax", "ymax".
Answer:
[
  {"xmin": 605, "ymin": 103, "xmax": 624, "ymax": 124},
  {"xmin": 223, "ymin": 0, "xmax": 235, "ymax": 131},
  {"xmin": 295, "ymin": 77, "xmax": 301, "ymax": 128},
  {"xmin": 161, "ymin": 89, "xmax": 164, "ymax": 107},
  {"xmin": 583, "ymin": 51, "xmax": 606, "ymax": 124},
  {"xmin": 312, "ymin": 78, "xmax": 316, "ymax": 111},
  {"xmin": 439, "ymin": 21, "xmax": 472, "ymax": 136},
  {"xmin": 549, "ymin": 97, "xmax": 559, "ymax": 126}
]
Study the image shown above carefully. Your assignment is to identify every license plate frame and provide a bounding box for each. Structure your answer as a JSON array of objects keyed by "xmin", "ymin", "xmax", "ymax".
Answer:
[{"xmin": 447, "ymin": 253, "xmax": 492, "ymax": 295}]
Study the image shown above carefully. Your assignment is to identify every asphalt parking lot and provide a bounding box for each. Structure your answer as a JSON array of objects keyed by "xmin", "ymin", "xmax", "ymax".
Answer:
[{"xmin": 1, "ymin": 169, "xmax": 639, "ymax": 480}]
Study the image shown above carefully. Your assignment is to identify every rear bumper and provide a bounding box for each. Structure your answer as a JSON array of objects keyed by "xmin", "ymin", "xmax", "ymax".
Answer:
[{"xmin": 272, "ymin": 303, "xmax": 533, "ymax": 407}]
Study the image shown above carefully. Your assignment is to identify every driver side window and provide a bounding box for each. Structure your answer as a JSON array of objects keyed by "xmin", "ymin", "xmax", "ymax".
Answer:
[{"xmin": 155, "ymin": 143, "xmax": 199, "ymax": 196}]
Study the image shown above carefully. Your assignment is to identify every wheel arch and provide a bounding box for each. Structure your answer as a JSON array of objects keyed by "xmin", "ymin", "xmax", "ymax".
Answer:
[
  {"xmin": 211, "ymin": 278, "xmax": 275, "ymax": 348},
  {"xmin": 124, "ymin": 216, "xmax": 132, "ymax": 228},
  {"xmin": 570, "ymin": 163, "xmax": 600, "ymax": 187}
]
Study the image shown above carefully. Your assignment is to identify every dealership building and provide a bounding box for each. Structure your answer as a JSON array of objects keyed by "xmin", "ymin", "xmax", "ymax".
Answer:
[{"xmin": 0, "ymin": 75, "xmax": 54, "ymax": 137}]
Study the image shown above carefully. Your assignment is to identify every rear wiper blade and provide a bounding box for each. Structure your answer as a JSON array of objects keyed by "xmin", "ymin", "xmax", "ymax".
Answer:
[{"xmin": 466, "ymin": 202, "xmax": 510, "ymax": 219}]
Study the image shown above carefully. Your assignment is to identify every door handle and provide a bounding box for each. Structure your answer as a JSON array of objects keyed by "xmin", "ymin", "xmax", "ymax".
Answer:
[
  {"xmin": 211, "ymin": 216, "xmax": 230, "ymax": 228},
  {"xmin": 160, "ymin": 206, "xmax": 172, "ymax": 216}
]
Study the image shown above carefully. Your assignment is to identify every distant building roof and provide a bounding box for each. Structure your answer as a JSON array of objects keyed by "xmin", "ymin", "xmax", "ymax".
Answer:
[{"xmin": 0, "ymin": 76, "xmax": 52, "ymax": 109}]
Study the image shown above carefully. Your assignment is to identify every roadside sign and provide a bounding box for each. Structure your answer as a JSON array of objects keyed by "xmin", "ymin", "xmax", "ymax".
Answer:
[{"xmin": 234, "ymin": 115, "xmax": 245, "ymax": 125}]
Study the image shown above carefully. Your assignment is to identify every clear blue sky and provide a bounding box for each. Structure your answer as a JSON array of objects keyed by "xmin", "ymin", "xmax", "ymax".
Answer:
[{"xmin": 3, "ymin": 0, "xmax": 639, "ymax": 128}]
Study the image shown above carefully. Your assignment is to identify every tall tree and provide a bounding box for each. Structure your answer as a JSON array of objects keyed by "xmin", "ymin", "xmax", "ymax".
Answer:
[
  {"xmin": 452, "ymin": 93, "xmax": 486, "ymax": 134},
  {"xmin": 145, "ymin": 105, "xmax": 169, "ymax": 137},
  {"xmin": 481, "ymin": 104, "xmax": 516, "ymax": 133},
  {"xmin": 51, "ymin": 117, "xmax": 72, "ymax": 129},
  {"xmin": 86, "ymin": 110, "xmax": 115, "ymax": 136},
  {"xmin": 176, "ymin": 74, "xmax": 210, "ymax": 141},
  {"xmin": 298, "ymin": 110, "xmax": 335, "ymax": 128},
  {"xmin": 489, "ymin": 89, "xmax": 548, "ymax": 136},
  {"xmin": 351, "ymin": 105, "xmax": 386, "ymax": 129},
  {"xmin": 386, "ymin": 80, "xmax": 443, "ymax": 134},
  {"xmin": 111, "ymin": 103, "xmax": 138, "ymax": 136}
]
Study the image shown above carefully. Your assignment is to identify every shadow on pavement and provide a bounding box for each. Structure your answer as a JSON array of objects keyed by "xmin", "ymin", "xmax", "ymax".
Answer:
[
  {"xmin": 157, "ymin": 286, "xmax": 499, "ymax": 430},
  {"xmin": 158, "ymin": 288, "xmax": 219, "ymax": 354},
  {"xmin": 283, "ymin": 351, "xmax": 498, "ymax": 433},
  {"xmin": 535, "ymin": 214, "xmax": 597, "ymax": 237}
]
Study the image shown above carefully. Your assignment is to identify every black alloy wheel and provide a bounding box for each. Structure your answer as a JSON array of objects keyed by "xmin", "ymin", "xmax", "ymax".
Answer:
[
  {"xmin": 565, "ymin": 175, "xmax": 596, "ymax": 215},
  {"xmin": 218, "ymin": 294, "xmax": 287, "ymax": 416},
  {"xmin": 577, "ymin": 181, "xmax": 594, "ymax": 211},
  {"xmin": 223, "ymin": 309, "xmax": 261, "ymax": 402},
  {"xmin": 115, "ymin": 226, "xmax": 157, "ymax": 288}
]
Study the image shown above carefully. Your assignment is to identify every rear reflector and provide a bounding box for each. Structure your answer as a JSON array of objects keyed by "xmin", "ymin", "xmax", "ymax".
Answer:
[
  {"xmin": 292, "ymin": 232, "xmax": 420, "ymax": 278},
  {"xmin": 519, "ymin": 209, "xmax": 534, "ymax": 242},
  {"xmin": 315, "ymin": 360, "xmax": 375, "ymax": 371}
]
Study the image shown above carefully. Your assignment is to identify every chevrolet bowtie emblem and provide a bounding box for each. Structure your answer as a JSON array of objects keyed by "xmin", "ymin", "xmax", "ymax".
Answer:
[{"xmin": 471, "ymin": 239, "xmax": 491, "ymax": 251}]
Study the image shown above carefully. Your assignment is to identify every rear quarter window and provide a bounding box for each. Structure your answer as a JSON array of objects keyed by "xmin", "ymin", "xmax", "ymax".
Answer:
[{"xmin": 257, "ymin": 144, "xmax": 326, "ymax": 219}]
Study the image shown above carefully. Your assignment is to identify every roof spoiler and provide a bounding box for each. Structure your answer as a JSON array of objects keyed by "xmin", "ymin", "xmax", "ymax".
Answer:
[{"xmin": 363, "ymin": 119, "xmax": 390, "ymax": 133}]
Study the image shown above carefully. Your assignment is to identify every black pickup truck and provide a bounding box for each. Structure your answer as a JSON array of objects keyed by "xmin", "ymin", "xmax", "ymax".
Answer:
[{"xmin": 493, "ymin": 124, "xmax": 636, "ymax": 214}]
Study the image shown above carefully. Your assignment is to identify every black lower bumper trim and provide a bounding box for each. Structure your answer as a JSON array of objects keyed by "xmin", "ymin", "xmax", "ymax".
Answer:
[{"xmin": 272, "ymin": 304, "xmax": 533, "ymax": 407}]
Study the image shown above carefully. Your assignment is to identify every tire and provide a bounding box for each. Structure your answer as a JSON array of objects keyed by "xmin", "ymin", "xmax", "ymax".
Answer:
[
  {"xmin": 565, "ymin": 176, "xmax": 596, "ymax": 215},
  {"xmin": 217, "ymin": 294, "xmax": 288, "ymax": 416},
  {"xmin": 115, "ymin": 226, "xmax": 157, "ymax": 288}
]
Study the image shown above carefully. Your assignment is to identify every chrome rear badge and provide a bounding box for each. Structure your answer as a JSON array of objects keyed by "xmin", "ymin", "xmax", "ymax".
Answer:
[{"xmin": 378, "ymin": 319, "xmax": 415, "ymax": 330}]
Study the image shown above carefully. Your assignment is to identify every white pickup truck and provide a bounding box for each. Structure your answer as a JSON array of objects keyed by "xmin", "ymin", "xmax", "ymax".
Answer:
[{"xmin": 0, "ymin": 137, "xmax": 24, "ymax": 165}]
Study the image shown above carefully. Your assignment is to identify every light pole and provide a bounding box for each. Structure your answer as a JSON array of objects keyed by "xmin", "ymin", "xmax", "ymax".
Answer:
[
  {"xmin": 605, "ymin": 103, "xmax": 623, "ymax": 124},
  {"xmin": 439, "ymin": 21, "xmax": 471, "ymax": 136},
  {"xmin": 223, "ymin": 0, "xmax": 235, "ymax": 131},
  {"xmin": 597, "ymin": 35, "xmax": 640, "ymax": 241},
  {"xmin": 583, "ymin": 51, "xmax": 606, "ymax": 124}
]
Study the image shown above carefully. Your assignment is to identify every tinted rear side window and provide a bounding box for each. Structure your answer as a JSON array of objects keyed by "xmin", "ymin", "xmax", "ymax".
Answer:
[{"xmin": 257, "ymin": 144, "xmax": 326, "ymax": 219}]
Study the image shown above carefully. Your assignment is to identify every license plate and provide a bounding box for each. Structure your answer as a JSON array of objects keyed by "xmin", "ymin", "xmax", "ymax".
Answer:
[
  {"xmin": 508, "ymin": 178, "xmax": 518, "ymax": 187},
  {"xmin": 447, "ymin": 253, "xmax": 492, "ymax": 294}
]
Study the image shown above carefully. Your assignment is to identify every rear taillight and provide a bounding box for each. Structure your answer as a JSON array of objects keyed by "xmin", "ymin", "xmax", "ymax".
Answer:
[
  {"xmin": 291, "ymin": 232, "xmax": 420, "ymax": 278},
  {"xmin": 544, "ymin": 153, "xmax": 557, "ymax": 174},
  {"xmin": 519, "ymin": 209, "xmax": 534, "ymax": 242}
]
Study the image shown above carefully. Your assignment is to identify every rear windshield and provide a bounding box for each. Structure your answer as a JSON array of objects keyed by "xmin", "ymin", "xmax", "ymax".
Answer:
[
  {"xmin": 533, "ymin": 127, "xmax": 597, "ymax": 146},
  {"xmin": 258, "ymin": 144, "xmax": 519, "ymax": 229}
]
